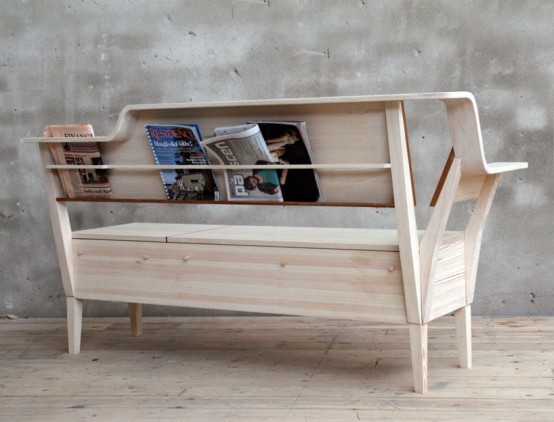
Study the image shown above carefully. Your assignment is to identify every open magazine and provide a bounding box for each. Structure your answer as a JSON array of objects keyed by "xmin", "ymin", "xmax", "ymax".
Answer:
[
  {"xmin": 145, "ymin": 124, "xmax": 219, "ymax": 201},
  {"xmin": 212, "ymin": 121, "xmax": 321, "ymax": 202},
  {"xmin": 44, "ymin": 124, "xmax": 112, "ymax": 198},
  {"xmin": 201, "ymin": 124, "xmax": 284, "ymax": 202},
  {"xmin": 255, "ymin": 121, "xmax": 321, "ymax": 202}
]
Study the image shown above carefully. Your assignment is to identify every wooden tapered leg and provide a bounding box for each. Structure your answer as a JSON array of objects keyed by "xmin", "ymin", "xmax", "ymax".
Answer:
[
  {"xmin": 66, "ymin": 297, "xmax": 83, "ymax": 354},
  {"xmin": 129, "ymin": 303, "xmax": 142, "ymax": 337},
  {"xmin": 409, "ymin": 323, "xmax": 428, "ymax": 393},
  {"xmin": 455, "ymin": 305, "xmax": 472, "ymax": 369}
]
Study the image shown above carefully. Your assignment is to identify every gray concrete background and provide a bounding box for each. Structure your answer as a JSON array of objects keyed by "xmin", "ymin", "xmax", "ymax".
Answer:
[{"xmin": 1, "ymin": 0, "xmax": 552, "ymax": 318}]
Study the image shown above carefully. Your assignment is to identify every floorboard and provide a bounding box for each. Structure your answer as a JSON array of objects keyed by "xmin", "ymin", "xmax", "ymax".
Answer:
[{"xmin": 0, "ymin": 316, "xmax": 553, "ymax": 421}]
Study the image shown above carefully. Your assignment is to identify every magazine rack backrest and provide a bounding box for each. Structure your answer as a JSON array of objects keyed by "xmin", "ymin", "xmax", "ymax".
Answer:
[
  {"xmin": 28, "ymin": 93, "xmax": 527, "ymax": 208},
  {"xmin": 30, "ymin": 97, "xmax": 410, "ymax": 206}
]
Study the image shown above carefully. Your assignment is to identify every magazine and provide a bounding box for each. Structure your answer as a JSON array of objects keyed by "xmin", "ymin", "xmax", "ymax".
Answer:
[
  {"xmin": 145, "ymin": 124, "xmax": 219, "ymax": 201},
  {"xmin": 44, "ymin": 124, "xmax": 112, "ymax": 198},
  {"xmin": 202, "ymin": 124, "xmax": 284, "ymax": 202},
  {"xmin": 213, "ymin": 121, "xmax": 321, "ymax": 202},
  {"xmin": 255, "ymin": 121, "xmax": 321, "ymax": 202}
]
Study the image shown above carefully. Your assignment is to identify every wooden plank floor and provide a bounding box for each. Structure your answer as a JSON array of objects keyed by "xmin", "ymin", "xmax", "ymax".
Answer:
[{"xmin": 1, "ymin": 316, "xmax": 553, "ymax": 421}]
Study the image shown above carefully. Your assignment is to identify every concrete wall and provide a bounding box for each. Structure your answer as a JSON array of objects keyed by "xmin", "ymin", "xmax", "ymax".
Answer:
[{"xmin": 1, "ymin": 0, "xmax": 552, "ymax": 317}]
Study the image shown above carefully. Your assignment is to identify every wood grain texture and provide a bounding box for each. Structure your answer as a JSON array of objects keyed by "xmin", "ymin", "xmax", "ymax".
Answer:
[
  {"xmin": 73, "ymin": 223, "xmax": 226, "ymax": 242},
  {"xmin": 455, "ymin": 305, "xmax": 472, "ymax": 369},
  {"xmin": 420, "ymin": 158, "xmax": 463, "ymax": 323},
  {"xmin": 72, "ymin": 239, "xmax": 408, "ymax": 323},
  {"xmin": 426, "ymin": 235, "xmax": 466, "ymax": 322},
  {"xmin": 66, "ymin": 297, "xmax": 83, "ymax": 355},
  {"xmin": 386, "ymin": 101, "xmax": 421, "ymax": 325},
  {"xmin": 168, "ymin": 225, "xmax": 404, "ymax": 251},
  {"xmin": 409, "ymin": 323, "xmax": 428, "ymax": 393},
  {"xmin": 465, "ymin": 174, "xmax": 501, "ymax": 303},
  {"xmin": 442, "ymin": 97, "xmax": 527, "ymax": 175},
  {"xmin": 1, "ymin": 316, "xmax": 552, "ymax": 421},
  {"xmin": 40, "ymin": 144, "xmax": 76, "ymax": 296},
  {"xmin": 455, "ymin": 174, "xmax": 487, "ymax": 203}
]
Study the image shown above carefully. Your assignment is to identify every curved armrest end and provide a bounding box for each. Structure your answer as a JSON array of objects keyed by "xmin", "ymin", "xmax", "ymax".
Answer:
[{"xmin": 485, "ymin": 162, "xmax": 528, "ymax": 174}]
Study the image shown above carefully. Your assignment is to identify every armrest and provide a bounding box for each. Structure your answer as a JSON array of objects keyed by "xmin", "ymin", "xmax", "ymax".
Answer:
[
  {"xmin": 442, "ymin": 95, "xmax": 529, "ymax": 177},
  {"xmin": 431, "ymin": 154, "xmax": 527, "ymax": 207},
  {"xmin": 484, "ymin": 162, "xmax": 528, "ymax": 174}
]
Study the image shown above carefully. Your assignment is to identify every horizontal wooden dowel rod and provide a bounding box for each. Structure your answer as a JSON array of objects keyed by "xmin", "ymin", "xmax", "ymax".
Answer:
[
  {"xmin": 46, "ymin": 163, "xmax": 392, "ymax": 171},
  {"xmin": 55, "ymin": 197, "xmax": 395, "ymax": 208},
  {"xmin": 25, "ymin": 136, "xmax": 111, "ymax": 144}
]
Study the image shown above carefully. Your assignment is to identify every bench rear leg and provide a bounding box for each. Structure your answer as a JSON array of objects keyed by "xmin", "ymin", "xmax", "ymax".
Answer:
[
  {"xmin": 409, "ymin": 323, "xmax": 428, "ymax": 393},
  {"xmin": 66, "ymin": 297, "xmax": 83, "ymax": 354},
  {"xmin": 454, "ymin": 305, "xmax": 472, "ymax": 368},
  {"xmin": 129, "ymin": 303, "xmax": 143, "ymax": 336}
]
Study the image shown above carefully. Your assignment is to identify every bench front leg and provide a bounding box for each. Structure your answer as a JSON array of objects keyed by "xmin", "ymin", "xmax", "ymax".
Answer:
[
  {"xmin": 66, "ymin": 297, "xmax": 83, "ymax": 354},
  {"xmin": 409, "ymin": 323, "xmax": 428, "ymax": 393}
]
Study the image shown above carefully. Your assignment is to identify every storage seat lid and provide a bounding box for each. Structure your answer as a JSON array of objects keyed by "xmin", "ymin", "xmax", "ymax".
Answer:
[{"xmin": 74, "ymin": 222, "xmax": 402, "ymax": 251}]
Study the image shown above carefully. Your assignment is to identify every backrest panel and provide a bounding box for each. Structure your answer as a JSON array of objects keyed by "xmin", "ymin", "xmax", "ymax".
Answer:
[{"xmin": 100, "ymin": 99, "xmax": 397, "ymax": 205}]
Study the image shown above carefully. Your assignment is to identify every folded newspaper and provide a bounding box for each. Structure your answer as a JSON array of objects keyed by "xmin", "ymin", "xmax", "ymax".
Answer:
[
  {"xmin": 201, "ymin": 124, "xmax": 284, "ymax": 202},
  {"xmin": 44, "ymin": 124, "xmax": 112, "ymax": 199}
]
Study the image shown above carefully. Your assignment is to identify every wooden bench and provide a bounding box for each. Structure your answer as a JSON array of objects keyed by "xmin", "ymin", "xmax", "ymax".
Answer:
[{"xmin": 27, "ymin": 92, "xmax": 527, "ymax": 393}]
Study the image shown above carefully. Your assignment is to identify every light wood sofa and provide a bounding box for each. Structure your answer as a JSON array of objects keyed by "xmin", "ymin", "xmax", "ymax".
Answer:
[{"xmin": 27, "ymin": 93, "xmax": 527, "ymax": 393}]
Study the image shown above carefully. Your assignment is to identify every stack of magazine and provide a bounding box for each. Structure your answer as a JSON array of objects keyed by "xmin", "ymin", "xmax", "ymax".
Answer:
[
  {"xmin": 44, "ymin": 124, "xmax": 112, "ymax": 198},
  {"xmin": 145, "ymin": 121, "xmax": 321, "ymax": 202}
]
